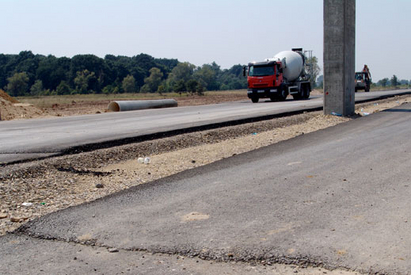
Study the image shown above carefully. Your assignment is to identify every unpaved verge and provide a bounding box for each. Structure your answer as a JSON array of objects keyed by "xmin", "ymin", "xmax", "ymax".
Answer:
[
  {"xmin": 0, "ymin": 89, "xmax": 43, "ymax": 120},
  {"xmin": 0, "ymin": 90, "xmax": 250, "ymax": 121}
]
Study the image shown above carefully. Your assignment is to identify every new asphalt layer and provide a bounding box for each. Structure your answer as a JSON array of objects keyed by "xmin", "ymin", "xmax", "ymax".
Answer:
[{"xmin": 2, "ymin": 102, "xmax": 411, "ymax": 274}]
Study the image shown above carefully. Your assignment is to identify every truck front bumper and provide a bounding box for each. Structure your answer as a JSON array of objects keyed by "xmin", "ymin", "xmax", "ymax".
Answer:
[{"xmin": 247, "ymin": 88, "xmax": 279, "ymax": 99}]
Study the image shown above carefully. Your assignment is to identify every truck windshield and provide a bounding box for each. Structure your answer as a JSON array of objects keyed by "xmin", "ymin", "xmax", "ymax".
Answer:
[
  {"xmin": 355, "ymin": 73, "xmax": 364, "ymax": 80},
  {"xmin": 248, "ymin": 65, "xmax": 274, "ymax": 76}
]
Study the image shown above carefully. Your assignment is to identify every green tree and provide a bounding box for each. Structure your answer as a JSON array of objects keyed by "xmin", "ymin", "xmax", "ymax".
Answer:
[
  {"xmin": 378, "ymin": 78, "xmax": 389, "ymax": 87},
  {"xmin": 112, "ymin": 87, "xmax": 120, "ymax": 94},
  {"xmin": 74, "ymin": 69, "xmax": 95, "ymax": 94},
  {"xmin": 173, "ymin": 80, "xmax": 186, "ymax": 94},
  {"xmin": 208, "ymin": 62, "xmax": 222, "ymax": 90},
  {"xmin": 186, "ymin": 79, "xmax": 199, "ymax": 94},
  {"xmin": 6, "ymin": 72, "xmax": 29, "ymax": 96},
  {"xmin": 102, "ymin": 85, "xmax": 114, "ymax": 94},
  {"xmin": 193, "ymin": 64, "xmax": 215, "ymax": 90},
  {"xmin": 164, "ymin": 77, "xmax": 176, "ymax": 93},
  {"xmin": 391, "ymin": 75, "xmax": 398, "ymax": 87},
  {"xmin": 56, "ymin": 81, "xmax": 71, "ymax": 95},
  {"xmin": 306, "ymin": 56, "xmax": 321, "ymax": 88},
  {"xmin": 399, "ymin": 79, "xmax": 408, "ymax": 86},
  {"xmin": 143, "ymin": 67, "xmax": 163, "ymax": 93},
  {"xmin": 140, "ymin": 84, "xmax": 150, "ymax": 93},
  {"xmin": 0, "ymin": 52, "xmax": 181, "ymax": 97},
  {"xmin": 218, "ymin": 64, "xmax": 247, "ymax": 90},
  {"xmin": 70, "ymin": 54, "xmax": 105, "ymax": 91},
  {"xmin": 196, "ymin": 82, "xmax": 204, "ymax": 96},
  {"xmin": 220, "ymin": 84, "xmax": 229, "ymax": 90},
  {"xmin": 30, "ymin": 80, "xmax": 43, "ymax": 95},
  {"xmin": 14, "ymin": 51, "xmax": 40, "ymax": 88},
  {"xmin": 36, "ymin": 55, "xmax": 70, "ymax": 91},
  {"xmin": 167, "ymin": 62, "xmax": 195, "ymax": 86},
  {"xmin": 165, "ymin": 62, "xmax": 197, "ymax": 93},
  {"xmin": 122, "ymin": 75, "xmax": 136, "ymax": 93},
  {"xmin": 157, "ymin": 84, "xmax": 166, "ymax": 95}
]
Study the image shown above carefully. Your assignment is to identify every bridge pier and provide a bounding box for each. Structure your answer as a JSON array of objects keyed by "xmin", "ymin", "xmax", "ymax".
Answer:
[{"xmin": 323, "ymin": 0, "xmax": 356, "ymax": 116}]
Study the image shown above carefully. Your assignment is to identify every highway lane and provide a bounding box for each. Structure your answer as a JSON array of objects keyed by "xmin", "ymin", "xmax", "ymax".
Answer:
[
  {"xmin": 10, "ymin": 101, "xmax": 411, "ymax": 274},
  {"xmin": 0, "ymin": 89, "xmax": 410, "ymax": 164}
]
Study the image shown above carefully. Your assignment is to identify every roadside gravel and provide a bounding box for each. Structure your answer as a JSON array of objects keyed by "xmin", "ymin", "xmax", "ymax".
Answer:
[{"xmin": 1, "ymin": 95, "xmax": 409, "ymax": 236}]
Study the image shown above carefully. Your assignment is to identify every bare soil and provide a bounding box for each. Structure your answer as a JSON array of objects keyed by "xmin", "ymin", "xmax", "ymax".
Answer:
[{"xmin": 0, "ymin": 89, "xmax": 251, "ymax": 121}]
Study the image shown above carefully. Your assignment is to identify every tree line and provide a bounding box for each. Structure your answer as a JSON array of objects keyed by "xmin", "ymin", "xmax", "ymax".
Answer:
[
  {"xmin": 375, "ymin": 75, "xmax": 409, "ymax": 88},
  {"xmin": 1, "ymin": 51, "xmax": 247, "ymax": 97},
  {"xmin": 316, "ymin": 74, "xmax": 410, "ymax": 89}
]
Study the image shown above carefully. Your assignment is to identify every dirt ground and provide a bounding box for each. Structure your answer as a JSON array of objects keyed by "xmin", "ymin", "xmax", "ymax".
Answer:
[
  {"xmin": 0, "ymin": 89, "xmax": 251, "ymax": 120},
  {"xmin": 0, "ymin": 89, "xmax": 410, "ymax": 273}
]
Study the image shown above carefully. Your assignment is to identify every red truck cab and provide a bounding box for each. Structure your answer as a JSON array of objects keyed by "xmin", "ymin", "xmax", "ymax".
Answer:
[{"xmin": 244, "ymin": 60, "xmax": 287, "ymax": 103}]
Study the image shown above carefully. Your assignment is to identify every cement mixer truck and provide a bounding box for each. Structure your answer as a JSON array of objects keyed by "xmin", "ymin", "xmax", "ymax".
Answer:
[{"xmin": 243, "ymin": 48, "xmax": 311, "ymax": 103}]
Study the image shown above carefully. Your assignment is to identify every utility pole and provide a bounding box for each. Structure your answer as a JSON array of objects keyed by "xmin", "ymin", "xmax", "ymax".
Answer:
[{"xmin": 323, "ymin": 0, "xmax": 356, "ymax": 116}]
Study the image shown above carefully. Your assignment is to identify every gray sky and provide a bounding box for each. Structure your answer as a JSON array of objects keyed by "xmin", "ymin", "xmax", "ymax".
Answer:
[{"xmin": 2, "ymin": 0, "xmax": 410, "ymax": 82}]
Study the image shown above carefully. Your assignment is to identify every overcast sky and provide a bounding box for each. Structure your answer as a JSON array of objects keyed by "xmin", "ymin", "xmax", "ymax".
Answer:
[{"xmin": 2, "ymin": 0, "xmax": 410, "ymax": 81}]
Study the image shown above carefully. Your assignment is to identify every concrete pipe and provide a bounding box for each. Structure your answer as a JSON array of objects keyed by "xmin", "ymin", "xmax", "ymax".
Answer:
[{"xmin": 108, "ymin": 99, "xmax": 178, "ymax": 112}]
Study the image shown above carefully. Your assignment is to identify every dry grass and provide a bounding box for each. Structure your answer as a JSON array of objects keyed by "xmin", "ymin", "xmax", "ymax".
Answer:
[{"xmin": 16, "ymin": 90, "xmax": 248, "ymax": 109}]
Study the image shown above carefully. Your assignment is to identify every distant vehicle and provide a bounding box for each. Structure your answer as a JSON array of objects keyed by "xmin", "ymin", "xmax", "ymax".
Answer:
[
  {"xmin": 243, "ymin": 48, "xmax": 311, "ymax": 103},
  {"xmin": 355, "ymin": 72, "xmax": 371, "ymax": 92}
]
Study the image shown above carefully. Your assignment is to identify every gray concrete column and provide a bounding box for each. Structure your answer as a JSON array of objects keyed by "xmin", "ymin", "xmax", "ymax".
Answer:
[{"xmin": 323, "ymin": 0, "xmax": 356, "ymax": 116}]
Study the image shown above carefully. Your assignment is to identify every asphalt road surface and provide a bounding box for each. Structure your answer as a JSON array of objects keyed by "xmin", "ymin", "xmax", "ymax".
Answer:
[
  {"xmin": 0, "ymin": 89, "xmax": 410, "ymax": 164},
  {"xmin": 2, "ymin": 102, "xmax": 411, "ymax": 274}
]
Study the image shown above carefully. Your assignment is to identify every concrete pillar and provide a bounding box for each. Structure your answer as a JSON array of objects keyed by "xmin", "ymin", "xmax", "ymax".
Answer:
[{"xmin": 323, "ymin": 0, "xmax": 356, "ymax": 116}]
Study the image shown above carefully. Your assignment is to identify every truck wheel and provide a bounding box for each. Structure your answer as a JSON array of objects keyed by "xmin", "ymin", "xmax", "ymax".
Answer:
[
  {"xmin": 303, "ymin": 86, "xmax": 310, "ymax": 99},
  {"xmin": 251, "ymin": 97, "xmax": 259, "ymax": 103},
  {"xmin": 299, "ymin": 87, "xmax": 305, "ymax": 99},
  {"xmin": 277, "ymin": 86, "xmax": 288, "ymax": 101}
]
